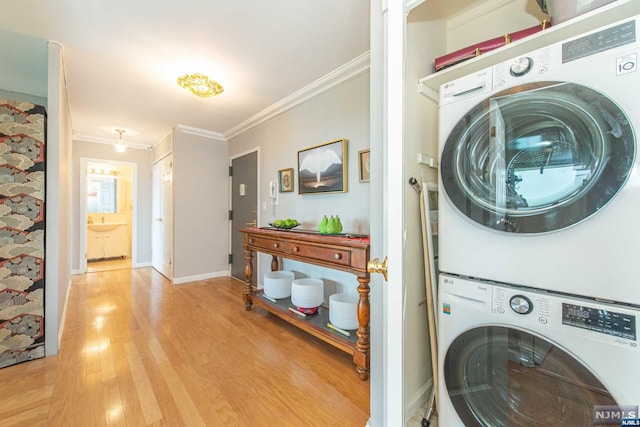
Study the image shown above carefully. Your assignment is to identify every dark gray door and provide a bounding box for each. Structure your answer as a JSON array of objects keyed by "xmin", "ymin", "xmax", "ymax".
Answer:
[{"xmin": 231, "ymin": 151, "xmax": 258, "ymax": 280}]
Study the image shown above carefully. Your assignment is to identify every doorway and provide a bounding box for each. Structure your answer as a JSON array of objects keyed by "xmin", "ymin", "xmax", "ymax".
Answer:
[
  {"xmin": 230, "ymin": 149, "xmax": 259, "ymax": 281},
  {"xmin": 79, "ymin": 158, "xmax": 137, "ymax": 274},
  {"xmin": 152, "ymin": 154, "xmax": 173, "ymax": 280}
]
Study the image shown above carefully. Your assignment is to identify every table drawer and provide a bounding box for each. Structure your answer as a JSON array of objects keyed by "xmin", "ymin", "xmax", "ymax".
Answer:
[
  {"xmin": 246, "ymin": 235, "xmax": 286, "ymax": 253},
  {"xmin": 288, "ymin": 242, "xmax": 351, "ymax": 267}
]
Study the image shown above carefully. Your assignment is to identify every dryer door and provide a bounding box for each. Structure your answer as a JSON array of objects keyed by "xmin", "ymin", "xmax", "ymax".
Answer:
[
  {"xmin": 444, "ymin": 325, "xmax": 617, "ymax": 426},
  {"xmin": 440, "ymin": 82, "xmax": 635, "ymax": 233}
]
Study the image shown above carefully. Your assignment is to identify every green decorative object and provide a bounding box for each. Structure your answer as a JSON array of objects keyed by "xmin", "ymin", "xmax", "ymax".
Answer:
[
  {"xmin": 327, "ymin": 215, "xmax": 337, "ymax": 234},
  {"xmin": 319, "ymin": 215, "xmax": 328, "ymax": 233},
  {"xmin": 336, "ymin": 215, "xmax": 343, "ymax": 234}
]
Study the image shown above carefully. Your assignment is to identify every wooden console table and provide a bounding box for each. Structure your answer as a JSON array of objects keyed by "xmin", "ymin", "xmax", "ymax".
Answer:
[{"xmin": 241, "ymin": 227, "xmax": 371, "ymax": 380}]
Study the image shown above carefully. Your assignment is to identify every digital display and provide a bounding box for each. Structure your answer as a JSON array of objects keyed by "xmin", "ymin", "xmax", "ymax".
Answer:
[
  {"xmin": 562, "ymin": 303, "xmax": 636, "ymax": 341},
  {"xmin": 562, "ymin": 20, "xmax": 636, "ymax": 64}
]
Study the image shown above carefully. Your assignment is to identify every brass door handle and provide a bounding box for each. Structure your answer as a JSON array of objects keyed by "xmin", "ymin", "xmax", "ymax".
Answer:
[
  {"xmin": 367, "ymin": 256, "xmax": 388, "ymax": 281},
  {"xmin": 246, "ymin": 220, "xmax": 257, "ymax": 227}
]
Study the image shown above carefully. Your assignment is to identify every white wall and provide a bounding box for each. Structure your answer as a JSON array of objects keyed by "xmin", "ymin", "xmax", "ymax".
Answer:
[
  {"xmin": 46, "ymin": 42, "xmax": 73, "ymax": 356},
  {"xmin": 229, "ymin": 73, "xmax": 370, "ymax": 290},
  {"xmin": 72, "ymin": 141, "xmax": 153, "ymax": 269},
  {"xmin": 172, "ymin": 128, "xmax": 230, "ymax": 282}
]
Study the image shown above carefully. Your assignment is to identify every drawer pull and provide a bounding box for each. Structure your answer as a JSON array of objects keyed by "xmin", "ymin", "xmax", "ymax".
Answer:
[
  {"xmin": 273, "ymin": 243, "xmax": 279, "ymax": 248},
  {"xmin": 293, "ymin": 246, "xmax": 300, "ymax": 252},
  {"xmin": 334, "ymin": 253, "xmax": 342, "ymax": 260},
  {"xmin": 249, "ymin": 238, "xmax": 254, "ymax": 243}
]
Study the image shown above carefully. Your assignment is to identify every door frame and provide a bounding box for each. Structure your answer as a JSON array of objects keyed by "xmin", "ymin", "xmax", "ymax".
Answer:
[
  {"xmin": 151, "ymin": 154, "xmax": 173, "ymax": 280},
  {"xmin": 78, "ymin": 157, "xmax": 138, "ymax": 273},
  {"xmin": 368, "ymin": 0, "xmax": 406, "ymax": 425},
  {"xmin": 229, "ymin": 147, "xmax": 261, "ymax": 278}
]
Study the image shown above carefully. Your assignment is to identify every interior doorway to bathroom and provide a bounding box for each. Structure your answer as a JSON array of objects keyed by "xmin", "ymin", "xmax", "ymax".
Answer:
[{"xmin": 79, "ymin": 158, "xmax": 137, "ymax": 273}]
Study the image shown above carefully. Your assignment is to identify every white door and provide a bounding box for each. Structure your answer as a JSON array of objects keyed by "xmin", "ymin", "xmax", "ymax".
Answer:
[
  {"xmin": 152, "ymin": 155, "xmax": 173, "ymax": 279},
  {"xmin": 370, "ymin": 0, "xmax": 406, "ymax": 425}
]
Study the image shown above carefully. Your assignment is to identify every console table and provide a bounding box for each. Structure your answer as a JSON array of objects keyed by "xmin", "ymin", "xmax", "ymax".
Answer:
[{"xmin": 241, "ymin": 227, "xmax": 371, "ymax": 380}]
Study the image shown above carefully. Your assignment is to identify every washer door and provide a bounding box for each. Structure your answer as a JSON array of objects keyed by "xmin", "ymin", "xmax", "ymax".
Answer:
[
  {"xmin": 444, "ymin": 326, "xmax": 617, "ymax": 426},
  {"xmin": 440, "ymin": 82, "xmax": 635, "ymax": 233}
]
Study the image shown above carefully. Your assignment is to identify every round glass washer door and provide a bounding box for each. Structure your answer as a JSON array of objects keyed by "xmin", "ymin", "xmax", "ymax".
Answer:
[
  {"xmin": 440, "ymin": 82, "xmax": 635, "ymax": 233},
  {"xmin": 444, "ymin": 326, "xmax": 617, "ymax": 426}
]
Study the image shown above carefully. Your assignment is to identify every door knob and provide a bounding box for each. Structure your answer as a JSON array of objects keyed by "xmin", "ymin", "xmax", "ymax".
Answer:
[
  {"xmin": 246, "ymin": 220, "xmax": 257, "ymax": 227},
  {"xmin": 367, "ymin": 256, "xmax": 388, "ymax": 281}
]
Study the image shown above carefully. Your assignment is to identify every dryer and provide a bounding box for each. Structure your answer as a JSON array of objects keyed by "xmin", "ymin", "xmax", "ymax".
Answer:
[
  {"xmin": 438, "ymin": 273, "xmax": 640, "ymax": 426},
  {"xmin": 437, "ymin": 16, "xmax": 640, "ymax": 304}
]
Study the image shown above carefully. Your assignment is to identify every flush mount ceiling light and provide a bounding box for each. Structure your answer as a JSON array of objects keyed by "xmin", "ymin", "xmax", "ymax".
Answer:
[
  {"xmin": 177, "ymin": 73, "xmax": 224, "ymax": 98},
  {"xmin": 114, "ymin": 129, "xmax": 127, "ymax": 154}
]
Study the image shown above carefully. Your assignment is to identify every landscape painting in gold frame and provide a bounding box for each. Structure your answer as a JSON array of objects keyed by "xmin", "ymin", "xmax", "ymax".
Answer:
[{"xmin": 297, "ymin": 138, "xmax": 347, "ymax": 194}]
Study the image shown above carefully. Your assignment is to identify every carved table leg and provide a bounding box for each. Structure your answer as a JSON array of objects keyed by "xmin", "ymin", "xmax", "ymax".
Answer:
[
  {"xmin": 244, "ymin": 249, "xmax": 254, "ymax": 311},
  {"xmin": 355, "ymin": 276, "xmax": 370, "ymax": 380},
  {"xmin": 271, "ymin": 255, "xmax": 279, "ymax": 272}
]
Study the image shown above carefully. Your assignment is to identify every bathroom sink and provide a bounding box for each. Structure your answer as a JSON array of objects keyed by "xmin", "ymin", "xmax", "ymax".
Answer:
[{"xmin": 88, "ymin": 223, "xmax": 125, "ymax": 232}]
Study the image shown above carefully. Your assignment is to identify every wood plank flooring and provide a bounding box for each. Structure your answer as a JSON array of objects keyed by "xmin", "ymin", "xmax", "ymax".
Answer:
[{"xmin": 0, "ymin": 268, "xmax": 370, "ymax": 426}]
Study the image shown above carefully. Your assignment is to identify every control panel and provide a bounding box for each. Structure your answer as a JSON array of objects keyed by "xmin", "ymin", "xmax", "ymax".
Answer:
[{"xmin": 562, "ymin": 303, "xmax": 636, "ymax": 341}]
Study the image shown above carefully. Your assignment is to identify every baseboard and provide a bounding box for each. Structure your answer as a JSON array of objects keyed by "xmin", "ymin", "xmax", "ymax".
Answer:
[
  {"xmin": 57, "ymin": 277, "xmax": 73, "ymax": 352},
  {"xmin": 71, "ymin": 268, "xmax": 83, "ymax": 275},
  {"xmin": 133, "ymin": 261, "xmax": 152, "ymax": 268},
  {"xmin": 406, "ymin": 378, "xmax": 434, "ymax": 425},
  {"xmin": 172, "ymin": 270, "xmax": 229, "ymax": 285}
]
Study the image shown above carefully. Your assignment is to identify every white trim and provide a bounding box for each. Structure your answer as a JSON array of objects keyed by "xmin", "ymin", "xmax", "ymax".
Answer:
[
  {"xmin": 447, "ymin": 0, "xmax": 515, "ymax": 31},
  {"xmin": 172, "ymin": 270, "xmax": 229, "ymax": 285},
  {"xmin": 175, "ymin": 124, "xmax": 227, "ymax": 142},
  {"xmin": 406, "ymin": 378, "xmax": 434, "ymax": 425},
  {"xmin": 73, "ymin": 132, "xmax": 153, "ymax": 150},
  {"xmin": 57, "ymin": 278, "xmax": 73, "ymax": 350},
  {"xmin": 405, "ymin": 0, "xmax": 426, "ymax": 13},
  {"xmin": 69, "ymin": 54, "xmax": 371, "ymax": 147},
  {"xmin": 134, "ymin": 261, "xmax": 152, "ymax": 268},
  {"xmin": 224, "ymin": 51, "xmax": 371, "ymax": 140}
]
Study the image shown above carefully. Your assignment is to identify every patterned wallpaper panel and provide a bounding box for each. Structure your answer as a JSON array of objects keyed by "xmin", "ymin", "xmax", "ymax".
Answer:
[{"xmin": 0, "ymin": 97, "xmax": 46, "ymax": 368}]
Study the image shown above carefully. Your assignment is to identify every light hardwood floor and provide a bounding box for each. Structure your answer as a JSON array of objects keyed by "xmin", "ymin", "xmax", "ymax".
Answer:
[{"xmin": 0, "ymin": 268, "xmax": 370, "ymax": 426}]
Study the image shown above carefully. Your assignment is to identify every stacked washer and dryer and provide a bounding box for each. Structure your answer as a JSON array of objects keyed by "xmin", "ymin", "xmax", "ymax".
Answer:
[{"xmin": 436, "ymin": 15, "xmax": 640, "ymax": 426}]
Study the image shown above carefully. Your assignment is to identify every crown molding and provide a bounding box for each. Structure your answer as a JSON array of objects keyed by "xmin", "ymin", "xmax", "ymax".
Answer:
[
  {"xmin": 72, "ymin": 133, "xmax": 152, "ymax": 150},
  {"xmin": 175, "ymin": 124, "xmax": 227, "ymax": 142},
  {"xmin": 72, "ymin": 52, "xmax": 370, "ymax": 147},
  {"xmin": 224, "ymin": 51, "xmax": 371, "ymax": 140}
]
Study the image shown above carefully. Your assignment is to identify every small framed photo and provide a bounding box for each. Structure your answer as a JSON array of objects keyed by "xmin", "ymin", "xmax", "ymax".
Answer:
[
  {"xmin": 358, "ymin": 149, "xmax": 370, "ymax": 183},
  {"xmin": 278, "ymin": 168, "xmax": 294, "ymax": 192},
  {"xmin": 298, "ymin": 138, "xmax": 347, "ymax": 195}
]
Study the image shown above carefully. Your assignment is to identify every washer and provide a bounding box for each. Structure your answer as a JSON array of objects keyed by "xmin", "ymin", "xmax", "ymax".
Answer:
[
  {"xmin": 438, "ymin": 16, "xmax": 640, "ymax": 304},
  {"xmin": 438, "ymin": 273, "xmax": 640, "ymax": 426}
]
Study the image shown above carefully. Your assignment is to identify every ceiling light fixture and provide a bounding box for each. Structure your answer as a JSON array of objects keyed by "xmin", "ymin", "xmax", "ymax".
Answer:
[
  {"xmin": 177, "ymin": 73, "xmax": 224, "ymax": 98},
  {"xmin": 114, "ymin": 129, "xmax": 127, "ymax": 154}
]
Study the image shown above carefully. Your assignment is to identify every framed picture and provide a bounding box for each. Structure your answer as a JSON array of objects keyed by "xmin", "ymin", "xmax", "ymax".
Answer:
[
  {"xmin": 298, "ymin": 138, "xmax": 347, "ymax": 194},
  {"xmin": 358, "ymin": 149, "xmax": 370, "ymax": 182},
  {"xmin": 278, "ymin": 168, "xmax": 294, "ymax": 192}
]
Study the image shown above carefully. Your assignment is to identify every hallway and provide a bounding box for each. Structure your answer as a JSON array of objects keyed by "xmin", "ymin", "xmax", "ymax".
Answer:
[{"xmin": 0, "ymin": 268, "xmax": 369, "ymax": 426}]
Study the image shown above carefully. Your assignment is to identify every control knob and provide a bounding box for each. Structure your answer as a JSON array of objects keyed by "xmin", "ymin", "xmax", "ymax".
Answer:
[
  {"xmin": 510, "ymin": 57, "xmax": 533, "ymax": 77},
  {"xmin": 510, "ymin": 295, "xmax": 533, "ymax": 314}
]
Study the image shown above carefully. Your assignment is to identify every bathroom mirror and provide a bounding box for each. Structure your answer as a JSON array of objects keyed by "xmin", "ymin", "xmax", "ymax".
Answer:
[{"xmin": 87, "ymin": 176, "xmax": 117, "ymax": 213}]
